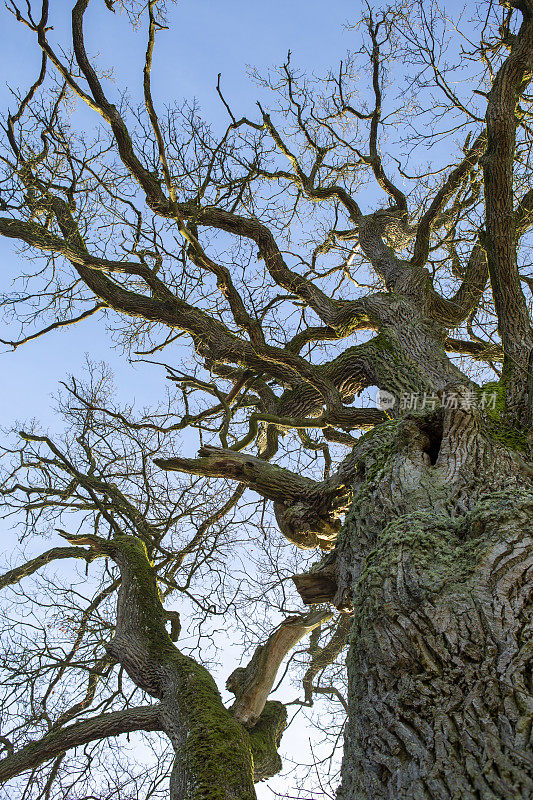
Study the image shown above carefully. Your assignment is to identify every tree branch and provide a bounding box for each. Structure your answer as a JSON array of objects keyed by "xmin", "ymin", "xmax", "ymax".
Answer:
[
  {"xmin": 444, "ymin": 336, "xmax": 503, "ymax": 361},
  {"xmin": 0, "ymin": 705, "xmax": 162, "ymax": 783},
  {"xmin": 227, "ymin": 609, "xmax": 332, "ymax": 726},
  {"xmin": 411, "ymin": 132, "xmax": 486, "ymax": 269},
  {"xmin": 302, "ymin": 614, "xmax": 352, "ymax": 705},
  {"xmin": 155, "ymin": 446, "xmax": 349, "ymax": 549},
  {"xmin": 59, "ymin": 531, "xmax": 279, "ymax": 794},
  {"xmin": 0, "ymin": 304, "xmax": 105, "ymax": 350},
  {"xmin": 0, "ymin": 546, "xmax": 94, "ymax": 590},
  {"xmin": 482, "ymin": 0, "xmax": 533, "ymax": 424}
]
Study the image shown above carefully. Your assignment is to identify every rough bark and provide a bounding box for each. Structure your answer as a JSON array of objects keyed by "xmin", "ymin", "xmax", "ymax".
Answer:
[
  {"xmin": 1, "ymin": 3, "xmax": 532, "ymax": 798},
  {"xmin": 483, "ymin": 0, "xmax": 533, "ymax": 425},
  {"xmin": 333, "ymin": 399, "xmax": 533, "ymax": 799}
]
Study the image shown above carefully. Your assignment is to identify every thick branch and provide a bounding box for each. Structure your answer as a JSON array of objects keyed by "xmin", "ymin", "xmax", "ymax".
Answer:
[
  {"xmin": 292, "ymin": 557, "xmax": 339, "ymax": 606},
  {"xmin": 155, "ymin": 446, "xmax": 323, "ymax": 500},
  {"xmin": 432, "ymin": 240, "xmax": 488, "ymax": 326},
  {"xmin": 155, "ymin": 446, "xmax": 348, "ymax": 549},
  {"xmin": 70, "ymin": 0, "xmax": 169, "ymax": 211},
  {"xmin": 411, "ymin": 132, "xmax": 486, "ymax": 269},
  {"xmin": 434, "ymin": 179, "xmax": 533, "ymax": 327},
  {"xmin": 227, "ymin": 609, "xmax": 332, "ymax": 726},
  {"xmin": 483, "ymin": 1, "xmax": 533, "ymax": 423},
  {"xmin": 366, "ymin": 15, "xmax": 408, "ymax": 212},
  {"xmin": 0, "ymin": 546, "xmax": 94, "ymax": 590},
  {"xmin": 357, "ymin": 210, "xmax": 410, "ymax": 289},
  {"xmin": 59, "ymin": 532, "xmax": 275, "ymax": 796},
  {"xmin": 0, "ymin": 705, "xmax": 161, "ymax": 783},
  {"xmin": 444, "ymin": 336, "xmax": 503, "ymax": 361}
]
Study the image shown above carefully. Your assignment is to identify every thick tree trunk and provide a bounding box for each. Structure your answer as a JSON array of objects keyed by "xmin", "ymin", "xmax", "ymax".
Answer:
[{"xmin": 336, "ymin": 402, "xmax": 533, "ymax": 799}]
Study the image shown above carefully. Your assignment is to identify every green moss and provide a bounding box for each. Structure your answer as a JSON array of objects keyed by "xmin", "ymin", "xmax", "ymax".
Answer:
[
  {"xmin": 175, "ymin": 682, "xmax": 288, "ymax": 794},
  {"xmin": 352, "ymin": 489, "xmax": 533, "ymax": 625},
  {"xmin": 371, "ymin": 332, "xmax": 397, "ymax": 354},
  {"xmin": 371, "ymin": 332, "xmax": 423, "ymax": 374},
  {"xmin": 248, "ymin": 701, "xmax": 287, "ymax": 782},
  {"xmin": 487, "ymin": 423, "xmax": 529, "ymax": 452},
  {"xmin": 179, "ymin": 691, "xmax": 256, "ymax": 799},
  {"xmin": 478, "ymin": 379, "xmax": 507, "ymax": 420},
  {"xmin": 354, "ymin": 416, "xmax": 399, "ymax": 451},
  {"xmin": 168, "ymin": 656, "xmax": 288, "ymax": 796},
  {"xmin": 344, "ymin": 421, "xmax": 398, "ymax": 502},
  {"xmin": 477, "ymin": 380, "xmax": 529, "ymax": 452},
  {"xmin": 358, "ymin": 512, "xmax": 472, "ymax": 599},
  {"xmin": 111, "ymin": 536, "xmax": 176, "ymax": 661}
]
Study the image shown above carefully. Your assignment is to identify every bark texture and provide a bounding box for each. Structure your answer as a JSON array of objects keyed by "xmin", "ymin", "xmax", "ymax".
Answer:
[
  {"xmin": 335, "ymin": 404, "xmax": 533, "ymax": 800},
  {"xmin": 60, "ymin": 534, "xmax": 286, "ymax": 800}
]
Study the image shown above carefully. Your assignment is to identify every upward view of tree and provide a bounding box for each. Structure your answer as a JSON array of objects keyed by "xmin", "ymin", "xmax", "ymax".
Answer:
[{"xmin": 0, "ymin": 1, "xmax": 532, "ymax": 798}]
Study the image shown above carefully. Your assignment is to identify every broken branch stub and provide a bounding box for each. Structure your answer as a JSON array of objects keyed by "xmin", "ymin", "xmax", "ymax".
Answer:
[
  {"xmin": 226, "ymin": 609, "xmax": 333, "ymax": 727},
  {"xmin": 156, "ymin": 445, "xmax": 349, "ymax": 549}
]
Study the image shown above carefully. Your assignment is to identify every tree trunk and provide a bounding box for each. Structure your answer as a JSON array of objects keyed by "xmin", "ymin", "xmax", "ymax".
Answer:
[
  {"xmin": 60, "ymin": 534, "xmax": 287, "ymax": 800},
  {"xmin": 336, "ymin": 402, "xmax": 533, "ymax": 799}
]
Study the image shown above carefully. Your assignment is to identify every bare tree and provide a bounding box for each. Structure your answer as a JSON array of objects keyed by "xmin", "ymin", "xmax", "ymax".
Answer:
[{"xmin": 0, "ymin": 1, "xmax": 532, "ymax": 799}]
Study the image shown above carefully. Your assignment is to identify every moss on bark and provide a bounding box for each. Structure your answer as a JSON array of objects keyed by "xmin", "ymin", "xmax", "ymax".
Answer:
[{"xmin": 105, "ymin": 535, "xmax": 287, "ymax": 799}]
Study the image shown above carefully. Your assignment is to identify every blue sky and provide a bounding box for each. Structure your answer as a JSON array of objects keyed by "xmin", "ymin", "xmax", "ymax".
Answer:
[{"xmin": 0, "ymin": 0, "xmax": 370, "ymax": 425}]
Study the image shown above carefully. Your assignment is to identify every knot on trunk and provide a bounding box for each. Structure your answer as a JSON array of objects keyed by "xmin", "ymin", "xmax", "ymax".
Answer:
[
  {"xmin": 292, "ymin": 548, "xmax": 353, "ymax": 612},
  {"xmin": 273, "ymin": 498, "xmax": 342, "ymax": 550}
]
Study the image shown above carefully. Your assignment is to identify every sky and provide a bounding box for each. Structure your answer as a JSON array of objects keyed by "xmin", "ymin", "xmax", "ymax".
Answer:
[
  {"xmin": 0, "ymin": 0, "xmax": 373, "ymax": 425},
  {"xmin": 0, "ymin": 1, "xmax": 470, "ymax": 797}
]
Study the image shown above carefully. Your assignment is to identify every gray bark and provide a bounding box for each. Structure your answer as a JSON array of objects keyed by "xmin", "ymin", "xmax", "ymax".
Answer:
[{"xmin": 335, "ymin": 401, "xmax": 533, "ymax": 799}]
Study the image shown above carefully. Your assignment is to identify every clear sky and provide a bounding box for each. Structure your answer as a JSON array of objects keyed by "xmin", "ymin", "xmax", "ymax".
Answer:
[
  {"xmin": 0, "ymin": 0, "xmax": 468, "ymax": 423},
  {"xmin": 0, "ymin": 1, "xmax": 469, "ymax": 797},
  {"xmin": 0, "ymin": 0, "xmax": 373, "ymax": 424}
]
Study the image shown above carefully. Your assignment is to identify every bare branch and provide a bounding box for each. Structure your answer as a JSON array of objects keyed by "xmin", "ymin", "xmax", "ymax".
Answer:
[
  {"xmin": 0, "ymin": 705, "xmax": 162, "ymax": 783},
  {"xmin": 0, "ymin": 546, "xmax": 94, "ymax": 590},
  {"xmin": 227, "ymin": 609, "xmax": 333, "ymax": 726}
]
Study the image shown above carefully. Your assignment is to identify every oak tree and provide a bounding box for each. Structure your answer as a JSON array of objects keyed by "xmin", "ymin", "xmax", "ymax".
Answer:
[{"xmin": 0, "ymin": 1, "xmax": 532, "ymax": 799}]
